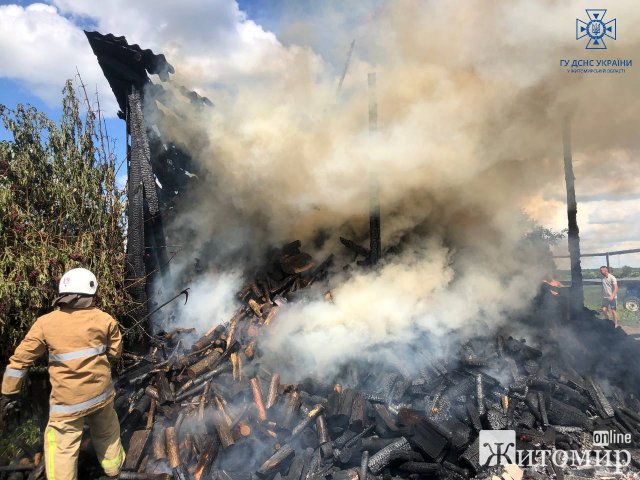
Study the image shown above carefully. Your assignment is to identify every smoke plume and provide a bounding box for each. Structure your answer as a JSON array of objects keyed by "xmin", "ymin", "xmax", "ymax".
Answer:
[{"xmin": 142, "ymin": 0, "xmax": 640, "ymax": 382}]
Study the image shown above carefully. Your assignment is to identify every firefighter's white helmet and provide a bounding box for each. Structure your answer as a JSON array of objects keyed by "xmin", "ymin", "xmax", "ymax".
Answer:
[{"xmin": 59, "ymin": 268, "xmax": 98, "ymax": 296}]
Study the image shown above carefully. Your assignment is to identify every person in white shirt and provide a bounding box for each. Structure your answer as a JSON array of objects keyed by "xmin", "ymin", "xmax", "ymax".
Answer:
[{"xmin": 600, "ymin": 266, "xmax": 619, "ymax": 328}]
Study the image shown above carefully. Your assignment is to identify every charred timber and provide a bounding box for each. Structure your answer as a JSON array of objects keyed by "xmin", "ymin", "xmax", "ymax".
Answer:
[
  {"xmin": 282, "ymin": 391, "xmax": 301, "ymax": 428},
  {"xmin": 411, "ymin": 419, "xmax": 449, "ymax": 461},
  {"xmin": 465, "ymin": 400, "xmax": 482, "ymax": 431},
  {"xmin": 360, "ymin": 450, "xmax": 369, "ymax": 480},
  {"xmin": 349, "ymin": 392, "xmax": 367, "ymax": 432},
  {"xmin": 176, "ymin": 363, "xmax": 230, "ymax": 396},
  {"xmin": 367, "ymin": 436, "xmax": 411, "ymax": 475},
  {"xmin": 151, "ymin": 423, "xmax": 167, "ymax": 460},
  {"xmin": 118, "ymin": 473, "xmax": 172, "ymax": 480},
  {"xmin": 361, "ymin": 437, "xmax": 397, "ymax": 452},
  {"xmin": 290, "ymin": 404, "xmax": 324, "ymax": 439},
  {"xmin": 165, "ymin": 427, "xmax": 191, "ymax": 480},
  {"xmin": 122, "ymin": 395, "xmax": 151, "ymax": 438},
  {"xmin": 0, "ymin": 465, "xmax": 35, "ymax": 472},
  {"xmin": 213, "ymin": 408, "xmax": 235, "ymax": 449},
  {"xmin": 187, "ymin": 350, "xmax": 223, "ymax": 378},
  {"xmin": 336, "ymin": 389, "xmax": 356, "ymax": 427},
  {"xmin": 537, "ymin": 392, "xmax": 549, "ymax": 426},
  {"xmin": 475, "ymin": 374, "xmax": 485, "ymax": 416},
  {"xmin": 339, "ymin": 237, "xmax": 370, "ymax": 259},
  {"xmin": 256, "ymin": 444, "xmax": 295, "ymax": 478},
  {"xmin": 372, "ymin": 403, "xmax": 399, "ymax": 437},
  {"xmin": 165, "ymin": 427, "xmax": 180, "ymax": 469},
  {"xmin": 191, "ymin": 325, "xmax": 226, "ymax": 352},
  {"xmin": 398, "ymin": 462, "xmax": 441, "ymax": 475},
  {"xmin": 547, "ymin": 398, "xmax": 592, "ymax": 429},
  {"xmin": 155, "ymin": 372, "xmax": 174, "ymax": 403},
  {"xmin": 332, "ymin": 469, "xmax": 360, "ymax": 480},
  {"xmin": 459, "ymin": 439, "xmax": 480, "ymax": 474},
  {"xmin": 175, "ymin": 383, "xmax": 208, "ymax": 402},
  {"xmin": 586, "ymin": 377, "xmax": 614, "ymax": 418},
  {"xmin": 562, "ymin": 120, "xmax": 585, "ymax": 317},
  {"xmin": 165, "ymin": 427, "xmax": 192, "ymax": 480}
]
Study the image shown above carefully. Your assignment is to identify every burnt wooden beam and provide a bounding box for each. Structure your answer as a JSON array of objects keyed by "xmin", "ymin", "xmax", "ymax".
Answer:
[
  {"xmin": 165, "ymin": 427, "xmax": 191, "ymax": 480},
  {"xmin": 368, "ymin": 437, "xmax": 411, "ymax": 474},
  {"xmin": 562, "ymin": 119, "xmax": 584, "ymax": 317},
  {"xmin": 123, "ymin": 429, "xmax": 151, "ymax": 471},
  {"xmin": 256, "ymin": 444, "xmax": 295, "ymax": 478},
  {"xmin": 368, "ymin": 72, "xmax": 381, "ymax": 265}
]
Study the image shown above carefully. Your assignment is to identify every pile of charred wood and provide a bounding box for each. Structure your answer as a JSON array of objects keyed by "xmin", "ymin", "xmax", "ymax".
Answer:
[
  {"xmin": 103, "ymin": 246, "xmax": 640, "ymax": 480},
  {"xmin": 4, "ymin": 241, "xmax": 640, "ymax": 480},
  {"xmin": 111, "ymin": 325, "xmax": 640, "ymax": 480}
]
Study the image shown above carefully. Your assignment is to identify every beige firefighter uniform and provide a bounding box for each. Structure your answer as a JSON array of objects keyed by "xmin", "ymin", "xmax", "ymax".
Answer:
[{"xmin": 1, "ymin": 307, "xmax": 125, "ymax": 479}]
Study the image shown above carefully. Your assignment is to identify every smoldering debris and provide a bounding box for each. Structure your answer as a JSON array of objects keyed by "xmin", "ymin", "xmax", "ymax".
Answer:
[
  {"xmin": 27, "ymin": 242, "xmax": 639, "ymax": 479},
  {"xmin": 5, "ymin": 240, "xmax": 640, "ymax": 480}
]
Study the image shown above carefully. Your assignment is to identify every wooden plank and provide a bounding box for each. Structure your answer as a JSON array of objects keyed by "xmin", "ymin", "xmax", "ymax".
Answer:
[{"xmin": 124, "ymin": 429, "xmax": 152, "ymax": 471}]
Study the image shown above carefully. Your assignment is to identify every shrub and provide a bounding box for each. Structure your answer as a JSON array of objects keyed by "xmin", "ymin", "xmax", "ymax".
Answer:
[{"xmin": 0, "ymin": 80, "xmax": 131, "ymax": 359}]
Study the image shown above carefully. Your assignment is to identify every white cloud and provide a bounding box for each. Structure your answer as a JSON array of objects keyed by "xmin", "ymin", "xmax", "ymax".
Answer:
[
  {"xmin": 0, "ymin": 3, "xmax": 118, "ymax": 114},
  {"xmin": 50, "ymin": 0, "xmax": 309, "ymax": 92},
  {"xmin": 0, "ymin": 0, "xmax": 300, "ymax": 116}
]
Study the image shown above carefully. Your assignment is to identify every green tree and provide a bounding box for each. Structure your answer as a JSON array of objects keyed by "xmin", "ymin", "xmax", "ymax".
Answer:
[
  {"xmin": 0, "ymin": 80, "xmax": 131, "ymax": 357},
  {"xmin": 616, "ymin": 265, "xmax": 633, "ymax": 279}
]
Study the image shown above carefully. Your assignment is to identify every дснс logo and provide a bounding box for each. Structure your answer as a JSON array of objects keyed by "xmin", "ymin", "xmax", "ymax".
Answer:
[{"xmin": 576, "ymin": 9, "xmax": 616, "ymax": 50}]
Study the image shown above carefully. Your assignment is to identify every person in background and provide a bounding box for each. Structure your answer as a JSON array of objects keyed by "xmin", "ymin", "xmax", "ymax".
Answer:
[
  {"xmin": 600, "ymin": 265, "xmax": 619, "ymax": 328},
  {"xmin": 0, "ymin": 268, "xmax": 124, "ymax": 480}
]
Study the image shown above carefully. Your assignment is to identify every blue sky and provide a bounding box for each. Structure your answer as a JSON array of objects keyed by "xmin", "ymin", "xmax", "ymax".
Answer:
[
  {"xmin": 0, "ymin": 0, "xmax": 288, "ymax": 189},
  {"xmin": 0, "ymin": 0, "xmax": 274, "ymax": 177}
]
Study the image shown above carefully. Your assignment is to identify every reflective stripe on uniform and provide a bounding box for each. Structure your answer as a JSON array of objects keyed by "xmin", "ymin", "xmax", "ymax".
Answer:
[
  {"xmin": 49, "ymin": 385, "xmax": 114, "ymax": 415},
  {"xmin": 49, "ymin": 344, "xmax": 106, "ymax": 362},
  {"xmin": 4, "ymin": 368, "xmax": 27, "ymax": 378},
  {"xmin": 46, "ymin": 427, "xmax": 56, "ymax": 480},
  {"xmin": 101, "ymin": 444, "xmax": 125, "ymax": 472}
]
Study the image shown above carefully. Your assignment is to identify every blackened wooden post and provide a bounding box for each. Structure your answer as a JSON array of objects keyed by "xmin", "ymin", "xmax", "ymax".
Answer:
[
  {"xmin": 368, "ymin": 72, "xmax": 381, "ymax": 265},
  {"xmin": 126, "ymin": 88, "xmax": 149, "ymax": 330},
  {"xmin": 562, "ymin": 120, "xmax": 584, "ymax": 318}
]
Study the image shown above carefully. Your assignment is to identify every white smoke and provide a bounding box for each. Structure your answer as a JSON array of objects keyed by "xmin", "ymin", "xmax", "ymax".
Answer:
[{"xmin": 130, "ymin": 0, "xmax": 640, "ymax": 381}]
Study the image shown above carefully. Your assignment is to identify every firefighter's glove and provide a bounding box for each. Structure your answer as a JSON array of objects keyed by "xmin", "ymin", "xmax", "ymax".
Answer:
[{"xmin": 0, "ymin": 394, "xmax": 20, "ymax": 420}]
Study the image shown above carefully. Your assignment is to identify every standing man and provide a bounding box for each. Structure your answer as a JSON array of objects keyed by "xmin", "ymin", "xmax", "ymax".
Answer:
[
  {"xmin": 0, "ymin": 268, "xmax": 125, "ymax": 479},
  {"xmin": 600, "ymin": 265, "xmax": 619, "ymax": 328}
]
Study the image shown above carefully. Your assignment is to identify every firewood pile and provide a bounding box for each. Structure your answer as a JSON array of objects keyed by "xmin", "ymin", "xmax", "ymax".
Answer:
[
  {"xmin": 5, "ymin": 242, "xmax": 640, "ymax": 480},
  {"xmin": 102, "ymin": 241, "xmax": 640, "ymax": 480},
  {"xmin": 112, "ymin": 320, "xmax": 640, "ymax": 480}
]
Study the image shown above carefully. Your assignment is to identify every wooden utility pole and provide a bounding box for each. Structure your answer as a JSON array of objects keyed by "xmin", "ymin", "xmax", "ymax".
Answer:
[
  {"xmin": 562, "ymin": 120, "xmax": 584, "ymax": 318},
  {"xmin": 368, "ymin": 72, "xmax": 381, "ymax": 265}
]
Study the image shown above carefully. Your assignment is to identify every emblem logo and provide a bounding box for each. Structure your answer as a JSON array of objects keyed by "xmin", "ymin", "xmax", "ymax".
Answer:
[{"xmin": 576, "ymin": 9, "xmax": 616, "ymax": 50}]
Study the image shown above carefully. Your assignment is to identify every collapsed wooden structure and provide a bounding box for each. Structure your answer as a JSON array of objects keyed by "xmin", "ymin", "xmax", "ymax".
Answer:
[{"xmin": 85, "ymin": 31, "xmax": 211, "ymax": 330}]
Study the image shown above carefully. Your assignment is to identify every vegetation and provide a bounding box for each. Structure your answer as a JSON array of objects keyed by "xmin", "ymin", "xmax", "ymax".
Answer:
[
  {"xmin": 525, "ymin": 226, "xmax": 567, "ymax": 246},
  {"xmin": 0, "ymin": 80, "xmax": 131, "ymax": 358},
  {"xmin": 0, "ymin": 417, "xmax": 40, "ymax": 462}
]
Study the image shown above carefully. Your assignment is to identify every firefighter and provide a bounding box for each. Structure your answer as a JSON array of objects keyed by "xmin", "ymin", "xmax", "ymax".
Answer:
[{"xmin": 0, "ymin": 268, "xmax": 125, "ymax": 479}]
